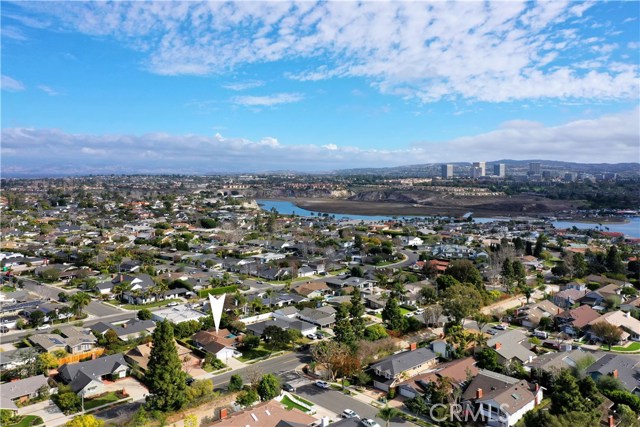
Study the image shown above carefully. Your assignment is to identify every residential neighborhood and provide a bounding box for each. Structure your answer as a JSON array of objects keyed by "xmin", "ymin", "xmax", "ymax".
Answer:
[{"xmin": 0, "ymin": 175, "xmax": 638, "ymax": 427}]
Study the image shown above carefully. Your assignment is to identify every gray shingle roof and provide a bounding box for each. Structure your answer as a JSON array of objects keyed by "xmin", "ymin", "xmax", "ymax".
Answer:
[
  {"xmin": 58, "ymin": 353, "xmax": 128, "ymax": 390},
  {"xmin": 370, "ymin": 348, "xmax": 437, "ymax": 378}
]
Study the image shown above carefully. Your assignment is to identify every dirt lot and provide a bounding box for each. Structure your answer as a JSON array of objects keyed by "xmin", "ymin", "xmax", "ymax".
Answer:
[{"xmin": 295, "ymin": 195, "xmax": 583, "ymax": 217}]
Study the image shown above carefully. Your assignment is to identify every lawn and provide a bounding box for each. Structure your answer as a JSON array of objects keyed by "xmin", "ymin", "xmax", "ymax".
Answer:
[
  {"xmin": 7, "ymin": 415, "xmax": 44, "ymax": 427},
  {"xmin": 83, "ymin": 391, "xmax": 120, "ymax": 410},
  {"xmin": 399, "ymin": 307, "xmax": 412, "ymax": 315},
  {"xmin": 1, "ymin": 285, "xmax": 17, "ymax": 292},
  {"xmin": 238, "ymin": 347, "xmax": 271, "ymax": 362},
  {"xmin": 122, "ymin": 298, "xmax": 181, "ymax": 310},
  {"xmin": 601, "ymin": 342, "xmax": 640, "ymax": 352},
  {"xmin": 280, "ymin": 396, "xmax": 310, "ymax": 412}
]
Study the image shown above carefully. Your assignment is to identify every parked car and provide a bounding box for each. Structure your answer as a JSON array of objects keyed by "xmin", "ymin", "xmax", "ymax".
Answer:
[
  {"xmin": 186, "ymin": 377, "xmax": 195, "ymax": 386},
  {"xmin": 414, "ymin": 309, "xmax": 424, "ymax": 315},
  {"xmin": 315, "ymin": 380, "xmax": 329, "ymax": 389},
  {"xmin": 361, "ymin": 419, "xmax": 381, "ymax": 427},
  {"xmin": 316, "ymin": 332, "xmax": 324, "ymax": 339},
  {"xmin": 487, "ymin": 329, "xmax": 498, "ymax": 335},
  {"xmin": 342, "ymin": 409, "xmax": 359, "ymax": 419},
  {"xmin": 167, "ymin": 302, "xmax": 179, "ymax": 307},
  {"xmin": 307, "ymin": 333, "xmax": 318, "ymax": 340},
  {"xmin": 283, "ymin": 383, "xmax": 296, "ymax": 392},
  {"xmin": 494, "ymin": 323, "xmax": 508, "ymax": 330},
  {"xmin": 533, "ymin": 329, "xmax": 549, "ymax": 339},
  {"xmin": 36, "ymin": 324, "xmax": 51, "ymax": 330}
]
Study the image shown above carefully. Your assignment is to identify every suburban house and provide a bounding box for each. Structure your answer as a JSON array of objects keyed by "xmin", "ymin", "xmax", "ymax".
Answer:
[
  {"xmin": 191, "ymin": 328, "xmax": 240, "ymax": 361},
  {"xmin": 29, "ymin": 332, "xmax": 95, "ymax": 354},
  {"xmin": 151, "ymin": 304, "xmax": 208, "ymax": 324},
  {"xmin": 526, "ymin": 349, "xmax": 602, "ymax": 374},
  {"xmin": 397, "ymin": 356, "xmax": 478, "ymax": 398},
  {"xmin": 58, "ymin": 354, "xmax": 129, "ymax": 397},
  {"xmin": 461, "ymin": 369, "xmax": 543, "ymax": 427},
  {"xmin": 514, "ymin": 300, "xmax": 560, "ymax": 329},
  {"xmin": 371, "ymin": 345, "xmax": 438, "ymax": 391},
  {"xmin": 555, "ymin": 305, "xmax": 601, "ymax": 336},
  {"xmin": 0, "ymin": 375, "xmax": 51, "ymax": 412},
  {"xmin": 211, "ymin": 400, "xmax": 315, "ymax": 427},
  {"xmin": 586, "ymin": 354, "xmax": 640, "ymax": 396},
  {"xmin": 552, "ymin": 287, "xmax": 588, "ymax": 309},
  {"xmin": 298, "ymin": 306, "xmax": 336, "ymax": 328},
  {"xmin": 588, "ymin": 310, "xmax": 640, "ymax": 343},
  {"xmin": 91, "ymin": 319, "xmax": 156, "ymax": 342},
  {"xmin": 0, "ymin": 347, "xmax": 39, "ymax": 372},
  {"xmin": 245, "ymin": 317, "xmax": 317, "ymax": 337},
  {"xmin": 125, "ymin": 341, "xmax": 199, "ymax": 373},
  {"xmin": 486, "ymin": 330, "xmax": 536, "ymax": 365},
  {"xmin": 293, "ymin": 282, "xmax": 332, "ymax": 299}
]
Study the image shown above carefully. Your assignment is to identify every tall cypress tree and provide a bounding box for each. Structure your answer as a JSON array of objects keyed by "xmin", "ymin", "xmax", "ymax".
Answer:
[
  {"xmin": 350, "ymin": 289, "xmax": 366, "ymax": 340},
  {"xmin": 145, "ymin": 320, "xmax": 187, "ymax": 411}
]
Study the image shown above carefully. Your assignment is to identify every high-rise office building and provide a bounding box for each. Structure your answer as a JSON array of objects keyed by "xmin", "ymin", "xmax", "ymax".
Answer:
[
  {"xmin": 441, "ymin": 164, "xmax": 453, "ymax": 179},
  {"xmin": 472, "ymin": 161, "xmax": 486, "ymax": 177},
  {"xmin": 471, "ymin": 167, "xmax": 483, "ymax": 179},
  {"xmin": 529, "ymin": 162, "xmax": 541, "ymax": 175},
  {"xmin": 493, "ymin": 163, "xmax": 505, "ymax": 178}
]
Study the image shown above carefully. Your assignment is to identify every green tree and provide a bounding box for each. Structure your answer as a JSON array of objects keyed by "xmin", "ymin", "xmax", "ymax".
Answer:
[
  {"xmin": 262, "ymin": 325, "xmax": 291, "ymax": 351},
  {"xmin": 65, "ymin": 414, "xmax": 104, "ymax": 427},
  {"xmin": 241, "ymin": 334, "xmax": 260, "ymax": 350},
  {"xmin": 145, "ymin": 320, "xmax": 187, "ymax": 411},
  {"xmin": 501, "ymin": 258, "xmax": 514, "ymax": 291},
  {"xmin": 591, "ymin": 321, "xmax": 623, "ymax": 350},
  {"xmin": 236, "ymin": 388, "xmax": 259, "ymax": 407},
  {"xmin": 228, "ymin": 374, "xmax": 244, "ymax": 392},
  {"xmin": 381, "ymin": 297, "xmax": 406, "ymax": 332},
  {"xmin": 512, "ymin": 260, "xmax": 526, "ymax": 285},
  {"xmin": 37, "ymin": 352, "xmax": 59, "ymax": 373},
  {"xmin": 435, "ymin": 274, "xmax": 459, "ymax": 292},
  {"xmin": 350, "ymin": 266, "xmax": 364, "ymax": 277},
  {"xmin": 617, "ymin": 404, "xmax": 640, "ymax": 427},
  {"xmin": 333, "ymin": 304, "xmax": 357, "ymax": 346},
  {"xmin": 377, "ymin": 406, "xmax": 402, "ymax": 427},
  {"xmin": 475, "ymin": 348, "xmax": 500, "ymax": 372},
  {"xmin": 442, "ymin": 284, "xmax": 482, "ymax": 325},
  {"xmin": 137, "ymin": 308, "xmax": 152, "ymax": 320},
  {"xmin": 445, "ymin": 260, "xmax": 483, "ymax": 289},
  {"xmin": 533, "ymin": 234, "xmax": 545, "ymax": 258},
  {"xmin": 257, "ymin": 374, "xmax": 281, "ymax": 401},
  {"xmin": 364, "ymin": 324, "xmax": 389, "ymax": 341},
  {"xmin": 29, "ymin": 310, "xmax": 45, "ymax": 327},
  {"xmin": 606, "ymin": 245, "xmax": 625, "ymax": 274},
  {"xmin": 349, "ymin": 289, "xmax": 366, "ymax": 340},
  {"xmin": 550, "ymin": 370, "xmax": 593, "ymax": 416}
]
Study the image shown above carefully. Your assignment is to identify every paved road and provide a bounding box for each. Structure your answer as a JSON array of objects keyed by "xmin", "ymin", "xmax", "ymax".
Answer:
[
  {"xmin": 86, "ymin": 300, "xmax": 123, "ymax": 317},
  {"xmin": 296, "ymin": 384, "xmax": 411, "ymax": 427},
  {"xmin": 212, "ymin": 351, "xmax": 312, "ymax": 390},
  {"xmin": 21, "ymin": 278, "xmax": 63, "ymax": 300}
]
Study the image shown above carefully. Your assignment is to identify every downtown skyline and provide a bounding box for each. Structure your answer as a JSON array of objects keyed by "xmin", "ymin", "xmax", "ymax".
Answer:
[{"xmin": 1, "ymin": 1, "xmax": 639, "ymax": 176}]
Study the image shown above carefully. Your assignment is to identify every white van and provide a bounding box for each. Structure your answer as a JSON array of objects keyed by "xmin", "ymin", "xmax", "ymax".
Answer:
[{"xmin": 533, "ymin": 329, "xmax": 549, "ymax": 339}]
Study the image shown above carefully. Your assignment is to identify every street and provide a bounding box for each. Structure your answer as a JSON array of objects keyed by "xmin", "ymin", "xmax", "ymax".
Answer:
[{"xmin": 295, "ymin": 384, "xmax": 412, "ymax": 427}]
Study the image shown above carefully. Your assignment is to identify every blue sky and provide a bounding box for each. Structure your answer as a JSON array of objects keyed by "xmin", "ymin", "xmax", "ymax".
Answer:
[{"xmin": 1, "ymin": 1, "xmax": 639, "ymax": 175}]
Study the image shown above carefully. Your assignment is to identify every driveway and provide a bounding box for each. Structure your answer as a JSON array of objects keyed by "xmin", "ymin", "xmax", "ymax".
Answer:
[
  {"xmin": 17, "ymin": 399, "xmax": 66, "ymax": 426},
  {"xmin": 103, "ymin": 377, "xmax": 148, "ymax": 402},
  {"xmin": 85, "ymin": 301, "xmax": 123, "ymax": 317}
]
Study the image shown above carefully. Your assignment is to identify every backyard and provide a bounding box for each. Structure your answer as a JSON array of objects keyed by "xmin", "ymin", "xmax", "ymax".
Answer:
[{"xmin": 84, "ymin": 391, "xmax": 121, "ymax": 411}]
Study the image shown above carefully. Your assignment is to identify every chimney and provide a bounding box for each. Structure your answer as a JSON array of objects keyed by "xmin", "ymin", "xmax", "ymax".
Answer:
[
  {"xmin": 476, "ymin": 388, "xmax": 483, "ymax": 399},
  {"xmin": 409, "ymin": 342, "xmax": 417, "ymax": 351},
  {"xmin": 612, "ymin": 369, "xmax": 618, "ymax": 379},
  {"xmin": 495, "ymin": 342, "xmax": 502, "ymax": 350},
  {"xmin": 219, "ymin": 408, "xmax": 228, "ymax": 420},
  {"xmin": 609, "ymin": 415, "xmax": 614, "ymax": 427}
]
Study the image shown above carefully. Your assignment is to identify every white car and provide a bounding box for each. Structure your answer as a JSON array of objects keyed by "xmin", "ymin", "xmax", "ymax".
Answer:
[
  {"xmin": 315, "ymin": 380, "xmax": 330, "ymax": 389},
  {"xmin": 167, "ymin": 302, "xmax": 179, "ymax": 307},
  {"xmin": 361, "ymin": 419, "xmax": 381, "ymax": 427},
  {"xmin": 494, "ymin": 323, "xmax": 508, "ymax": 330},
  {"xmin": 342, "ymin": 409, "xmax": 359, "ymax": 419},
  {"xmin": 414, "ymin": 309, "xmax": 424, "ymax": 315},
  {"xmin": 307, "ymin": 333, "xmax": 318, "ymax": 340},
  {"xmin": 36, "ymin": 324, "xmax": 51, "ymax": 330}
]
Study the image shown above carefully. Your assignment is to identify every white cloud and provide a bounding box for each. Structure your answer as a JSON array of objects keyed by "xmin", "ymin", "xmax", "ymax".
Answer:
[
  {"xmin": 38, "ymin": 85, "xmax": 60, "ymax": 96},
  {"xmin": 222, "ymin": 80, "xmax": 264, "ymax": 91},
  {"xmin": 1, "ymin": 75, "xmax": 26, "ymax": 92},
  {"xmin": 232, "ymin": 92, "xmax": 304, "ymax": 107},
  {"xmin": 2, "ymin": 109, "xmax": 637, "ymax": 175},
  {"xmin": 13, "ymin": 1, "xmax": 639, "ymax": 103}
]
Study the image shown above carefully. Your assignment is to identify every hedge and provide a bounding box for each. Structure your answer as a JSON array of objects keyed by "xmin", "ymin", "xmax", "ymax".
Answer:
[{"xmin": 198, "ymin": 285, "xmax": 238, "ymax": 298}]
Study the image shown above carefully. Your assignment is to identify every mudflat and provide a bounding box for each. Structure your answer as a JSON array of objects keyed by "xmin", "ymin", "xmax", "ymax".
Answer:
[{"xmin": 293, "ymin": 196, "xmax": 584, "ymax": 217}]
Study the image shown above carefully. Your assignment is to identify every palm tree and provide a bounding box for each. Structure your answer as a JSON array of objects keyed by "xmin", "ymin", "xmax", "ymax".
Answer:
[
  {"xmin": 377, "ymin": 406, "xmax": 401, "ymax": 427},
  {"xmin": 113, "ymin": 282, "xmax": 132, "ymax": 302},
  {"xmin": 69, "ymin": 291, "xmax": 91, "ymax": 318}
]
